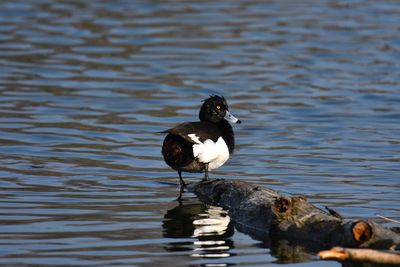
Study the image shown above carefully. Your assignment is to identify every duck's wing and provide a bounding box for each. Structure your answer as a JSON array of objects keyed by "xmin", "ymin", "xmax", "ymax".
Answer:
[{"xmin": 163, "ymin": 122, "xmax": 221, "ymax": 144}]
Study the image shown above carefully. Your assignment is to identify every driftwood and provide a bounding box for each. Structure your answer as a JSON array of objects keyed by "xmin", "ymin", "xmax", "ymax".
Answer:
[
  {"xmin": 319, "ymin": 247, "xmax": 400, "ymax": 265},
  {"xmin": 188, "ymin": 179, "xmax": 400, "ymax": 264}
]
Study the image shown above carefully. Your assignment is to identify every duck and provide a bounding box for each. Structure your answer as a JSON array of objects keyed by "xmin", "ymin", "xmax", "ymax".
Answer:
[{"xmin": 162, "ymin": 95, "xmax": 241, "ymax": 189}]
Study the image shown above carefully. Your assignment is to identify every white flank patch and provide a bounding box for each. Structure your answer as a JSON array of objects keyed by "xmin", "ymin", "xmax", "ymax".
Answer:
[
  {"xmin": 192, "ymin": 136, "xmax": 229, "ymax": 170},
  {"xmin": 188, "ymin": 133, "xmax": 201, "ymax": 144}
]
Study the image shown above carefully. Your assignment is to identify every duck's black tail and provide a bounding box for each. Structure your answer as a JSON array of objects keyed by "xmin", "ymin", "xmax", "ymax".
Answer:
[{"xmin": 162, "ymin": 134, "xmax": 194, "ymax": 168}]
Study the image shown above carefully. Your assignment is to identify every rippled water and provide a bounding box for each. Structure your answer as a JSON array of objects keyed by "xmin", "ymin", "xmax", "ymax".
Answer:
[{"xmin": 0, "ymin": 0, "xmax": 399, "ymax": 266}]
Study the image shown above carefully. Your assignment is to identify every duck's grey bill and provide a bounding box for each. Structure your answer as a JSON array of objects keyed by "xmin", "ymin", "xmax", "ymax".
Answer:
[{"xmin": 225, "ymin": 111, "xmax": 241, "ymax": 124}]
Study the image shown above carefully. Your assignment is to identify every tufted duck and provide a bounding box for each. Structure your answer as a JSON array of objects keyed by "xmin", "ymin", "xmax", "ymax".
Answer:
[{"xmin": 162, "ymin": 95, "xmax": 241, "ymax": 189}]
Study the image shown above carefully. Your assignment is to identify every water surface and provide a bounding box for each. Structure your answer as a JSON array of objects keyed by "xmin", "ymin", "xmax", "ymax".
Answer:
[{"xmin": 0, "ymin": 0, "xmax": 399, "ymax": 266}]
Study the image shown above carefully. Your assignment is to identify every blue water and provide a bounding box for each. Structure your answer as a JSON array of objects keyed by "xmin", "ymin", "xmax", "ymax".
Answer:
[{"xmin": 0, "ymin": 0, "xmax": 399, "ymax": 266}]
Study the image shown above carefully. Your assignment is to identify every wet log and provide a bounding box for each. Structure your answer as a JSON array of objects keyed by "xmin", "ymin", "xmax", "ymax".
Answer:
[
  {"xmin": 319, "ymin": 247, "xmax": 400, "ymax": 265},
  {"xmin": 188, "ymin": 179, "xmax": 400, "ymax": 252}
]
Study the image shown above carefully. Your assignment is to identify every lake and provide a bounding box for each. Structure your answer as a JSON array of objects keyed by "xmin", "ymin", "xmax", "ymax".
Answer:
[{"xmin": 0, "ymin": 0, "xmax": 399, "ymax": 266}]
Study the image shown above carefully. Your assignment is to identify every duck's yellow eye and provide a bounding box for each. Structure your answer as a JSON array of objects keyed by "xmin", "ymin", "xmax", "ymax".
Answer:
[{"xmin": 216, "ymin": 105, "xmax": 221, "ymax": 110}]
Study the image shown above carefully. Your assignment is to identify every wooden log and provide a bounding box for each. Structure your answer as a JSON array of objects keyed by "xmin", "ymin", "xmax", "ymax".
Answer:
[{"xmin": 189, "ymin": 179, "xmax": 400, "ymax": 251}]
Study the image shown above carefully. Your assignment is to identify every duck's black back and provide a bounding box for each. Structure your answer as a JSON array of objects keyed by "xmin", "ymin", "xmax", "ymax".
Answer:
[{"xmin": 165, "ymin": 122, "xmax": 222, "ymax": 143}]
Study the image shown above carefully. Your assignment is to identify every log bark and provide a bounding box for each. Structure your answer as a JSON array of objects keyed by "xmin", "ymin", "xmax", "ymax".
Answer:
[{"xmin": 188, "ymin": 179, "xmax": 400, "ymax": 253}]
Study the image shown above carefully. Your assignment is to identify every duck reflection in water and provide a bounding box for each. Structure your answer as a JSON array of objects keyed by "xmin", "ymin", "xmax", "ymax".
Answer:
[
  {"xmin": 162, "ymin": 195, "xmax": 329, "ymax": 264},
  {"xmin": 162, "ymin": 195, "xmax": 234, "ymax": 259}
]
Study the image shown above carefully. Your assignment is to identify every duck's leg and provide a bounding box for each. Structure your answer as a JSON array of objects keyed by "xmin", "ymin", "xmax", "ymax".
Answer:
[
  {"xmin": 176, "ymin": 171, "xmax": 186, "ymax": 201},
  {"xmin": 202, "ymin": 163, "xmax": 209, "ymax": 181},
  {"xmin": 178, "ymin": 171, "xmax": 186, "ymax": 188}
]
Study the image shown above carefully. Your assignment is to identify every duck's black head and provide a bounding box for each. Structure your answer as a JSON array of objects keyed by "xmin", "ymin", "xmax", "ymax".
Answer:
[{"xmin": 199, "ymin": 95, "xmax": 241, "ymax": 124}]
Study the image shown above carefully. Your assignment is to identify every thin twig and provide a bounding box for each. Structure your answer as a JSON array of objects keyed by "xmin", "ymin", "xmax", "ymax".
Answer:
[{"xmin": 376, "ymin": 215, "xmax": 400, "ymax": 224}]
